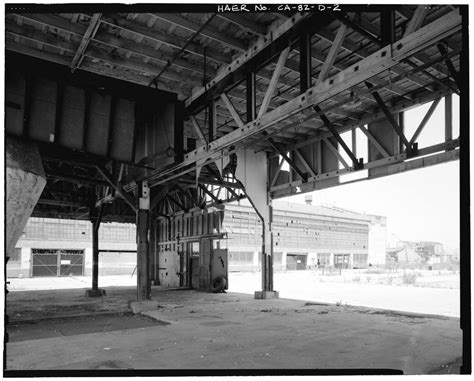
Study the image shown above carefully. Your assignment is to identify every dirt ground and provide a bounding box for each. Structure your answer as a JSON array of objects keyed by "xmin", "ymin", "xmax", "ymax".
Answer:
[{"xmin": 4, "ymin": 285, "xmax": 462, "ymax": 375}]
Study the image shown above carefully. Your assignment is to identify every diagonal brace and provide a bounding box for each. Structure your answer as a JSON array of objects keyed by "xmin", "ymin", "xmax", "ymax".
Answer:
[
  {"xmin": 263, "ymin": 132, "xmax": 308, "ymax": 182},
  {"xmin": 403, "ymin": 5, "xmax": 428, "ymax": 36},
  {"xmin": 314, "ymin": 105, "xmax": 363, "ymax": 169},
  {"xmin": 96, "ymin": 166, "xmax": 137, "ymax": 212},
  {"xmin": 190, "ymin": 116, "xmax": 208, "ymax": 145},
  {"xmin": 167, "ymin": 194, "xmax": 187, "ymax": 212},
  {"xmin": 410, "ymin": 98, "xmax": 441, "ymax": 144},
  {"xmin": 174, "ymin": 184, "xmax": 198, "ymax": 207},
  {"xmin": 257, "ymin": 46, "xmax": 290, "ymax": 119},
  {"xmin": 322, "ymin": 138, "xmax": 350, "ymax": 169},
  {"xmin": 270, "ymin": 157, "xmax": 285, "ymax": 187},
  {"xmin": 294, "ymin": 149, "xmax": 317, "ymax": 177},
  {"xmin": 221, "ymin": 93, "xmax": 245, "ymax": 128},
  {"xmin": 365, "ymin": 82, "xmax": 414, "ymax": 154},
  {"xmin": 358, "ymin": 125, "xmax": 390, "ymax": 158},
  {"xmin": 437, "ymin": 43, "xmax": 461, "ymax": 91},
  {"xmin": 206, "ymin": 165, "xmax": 240, "ymax": 199},
  {"xmin": 199, "ymin": 184, "xmax": 221, "ymax": 204}
]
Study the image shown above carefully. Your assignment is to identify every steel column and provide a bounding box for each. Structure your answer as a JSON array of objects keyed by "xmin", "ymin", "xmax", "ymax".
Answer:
[
  {"xmin": 86, "ymin": 204, "xmax": 104, "ymax": 297},
  {"xmin": 92, "ymin": 215, "xmax": 99, "ymax": 291},
  {"xmin": 299, "ymin": 32, "xmax": 312, "ymax": 93},
  {"xmin": 246, "ymin": 71, "xmax": 256, "ymax": 123},
  {"xmin": 137, "ymin": 180, "xmax": 151, "ymax": 301},
  {"xmin": 380, "ymin": 10, "xmax": 395, "ymax": 45},
  {"xmin": 445, "ymin": 94, "xmax": 453, "ymax": 143},
  {"xmin": 437, "ymin": 43, "xmax": 460, "ymax": 90},
  {"xmin": 209, "ymin": 100, "xmax": 216, "ymax": 142}
]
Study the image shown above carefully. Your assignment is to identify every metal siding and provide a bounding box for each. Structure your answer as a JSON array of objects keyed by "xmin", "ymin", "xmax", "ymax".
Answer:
[
  {"xmin": 5, "ymin": 71, "xmax": 25, "ymax": 136},
  {"xmin": 110, "ymin": 98, "xmax": 135, "ymax": 161},
  {"xmin": 86, "ymin": 92, "xmax": 111, "ymax": 156},
  {"xmin": 28, "ymin": 77, "xmax": 57, "ymax": 143},
  {"xmin": 59, "ymin": 85, "xmax": 85, "ymax": 150}
]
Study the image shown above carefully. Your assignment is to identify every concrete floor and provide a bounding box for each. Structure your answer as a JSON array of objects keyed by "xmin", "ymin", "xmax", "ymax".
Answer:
[
  {"xmin": 5, "ymin": 286, "xmax": 462, "ymax": 374},
  {"xmin": 229, "ymin": 271, "xmax": 460, "ymax": 317},
  {"xmin": 8, "ymin": 270, "xmax": 460, "ymax": 317}
]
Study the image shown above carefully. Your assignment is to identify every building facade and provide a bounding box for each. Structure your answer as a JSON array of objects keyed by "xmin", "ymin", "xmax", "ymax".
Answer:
[
  {"xmin": 224, "ymin": 200, "xmax": 386, "ymax": 272},
  {"xmin": 7, "ymin": 218, "xmax": 137, "ymax": 278},
  {"xmin": 7, "ymin": 201, "xmax": 387, "ymax": 278}
]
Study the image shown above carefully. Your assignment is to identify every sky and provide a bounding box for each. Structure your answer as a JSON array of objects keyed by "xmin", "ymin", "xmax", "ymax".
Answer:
[{"xmin": 281, "ymin": 95, "xmax": 461, "ymax": 251}]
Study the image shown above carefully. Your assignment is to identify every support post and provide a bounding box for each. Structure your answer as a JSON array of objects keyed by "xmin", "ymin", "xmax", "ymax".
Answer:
[
  {"xmin": 209, "ymin": 100, "xmax": 216, "ymax": 143},
  {"xmin": 299, "ymin": 32, "xmax": 312, "ymax": 93},
  {"xmin": 234, "ymin": 148, "xmax": 278, "ymax": 299},
  {"xmin": 445, "ymin": 94, "xmax": 453, "ymax": 144},
  {"xmin": 380, "ymin": 10, "xmax": 395, "ymax": 45},
  {"xmin": 260, "ymin": 202, "xmax": 274, "ymax": 294},
  {"xmin": 137, "ymin": 180, "xmax": 151, "ymax": 301},
  {"xmin": 86, "ymin": 206, "xmax": 105, "ymax": 297},
  {"xmin": 246, "ymin": 71, "xmax": 256, "ymax": 123}
]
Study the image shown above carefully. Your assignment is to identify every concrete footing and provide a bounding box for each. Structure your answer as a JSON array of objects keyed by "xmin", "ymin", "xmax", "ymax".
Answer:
[
  {"xmin": 254, "ymin": 291, "xmax": 279, "ymax": 299},
  {"xmin": 85, "ymin": 289, "xmax": 106, "ymax": 297},
  {"xmin": 128, "ymin": 300, "xmax": 159, "ymax": 314}
]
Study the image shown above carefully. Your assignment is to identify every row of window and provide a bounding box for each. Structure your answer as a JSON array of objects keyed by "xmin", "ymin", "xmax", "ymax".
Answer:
[
  {"xmin": 25, "ymin": 219, "xmax": 136, "ymax": 242},
  {"xmin": 228, "ymin": 252, "xmax": 368, "ymax": 267}
]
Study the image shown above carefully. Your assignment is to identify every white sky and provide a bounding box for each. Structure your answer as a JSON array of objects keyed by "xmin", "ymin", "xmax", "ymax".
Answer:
[{"xmin": 282, "ymin": 96, "xmax": 460, "ymax": 251}]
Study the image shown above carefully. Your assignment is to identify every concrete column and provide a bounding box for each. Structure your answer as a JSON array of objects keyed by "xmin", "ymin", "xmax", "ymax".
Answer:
[{"xmin": 235, "ymin": 148, "xmax": 278, "ymax": 299}]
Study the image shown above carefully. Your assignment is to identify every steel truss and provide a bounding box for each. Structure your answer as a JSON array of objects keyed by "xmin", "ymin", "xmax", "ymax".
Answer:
[{"xmin": 133, "ymin": 10, "xmax": 461, "ymax": 193}]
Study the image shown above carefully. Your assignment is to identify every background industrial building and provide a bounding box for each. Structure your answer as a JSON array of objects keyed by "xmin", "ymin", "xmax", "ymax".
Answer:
[{"xmin": 7, "ymin": 199, "xmax": 387, "ymax": 280}]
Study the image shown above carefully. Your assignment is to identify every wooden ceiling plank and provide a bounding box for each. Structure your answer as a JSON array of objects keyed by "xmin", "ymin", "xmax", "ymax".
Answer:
[
  {"xmin": 216, "ymin": 13, "xmax": 267, "ymax": 36},
  {"xmin": 71, "ymin": 13, "xmax": 102, "ymax": 72},
  {"xmin": 151, "ymin": 13, "xmax": 247, "ymax": 51},
  {"xmin": 100, "ymin": 14, "xmax": 231, "ymax": 65}
]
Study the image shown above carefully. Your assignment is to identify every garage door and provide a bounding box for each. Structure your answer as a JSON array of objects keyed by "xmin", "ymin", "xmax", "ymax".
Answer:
[{"xmin": 32, "ymin": 249, "xmax": 84, "ymax": 277}]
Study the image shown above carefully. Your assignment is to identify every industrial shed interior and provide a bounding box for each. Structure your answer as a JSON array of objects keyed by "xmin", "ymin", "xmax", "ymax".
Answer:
[{"xmin": 3, "ymin": 3, "xmax": 468, "ymax": 374}]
